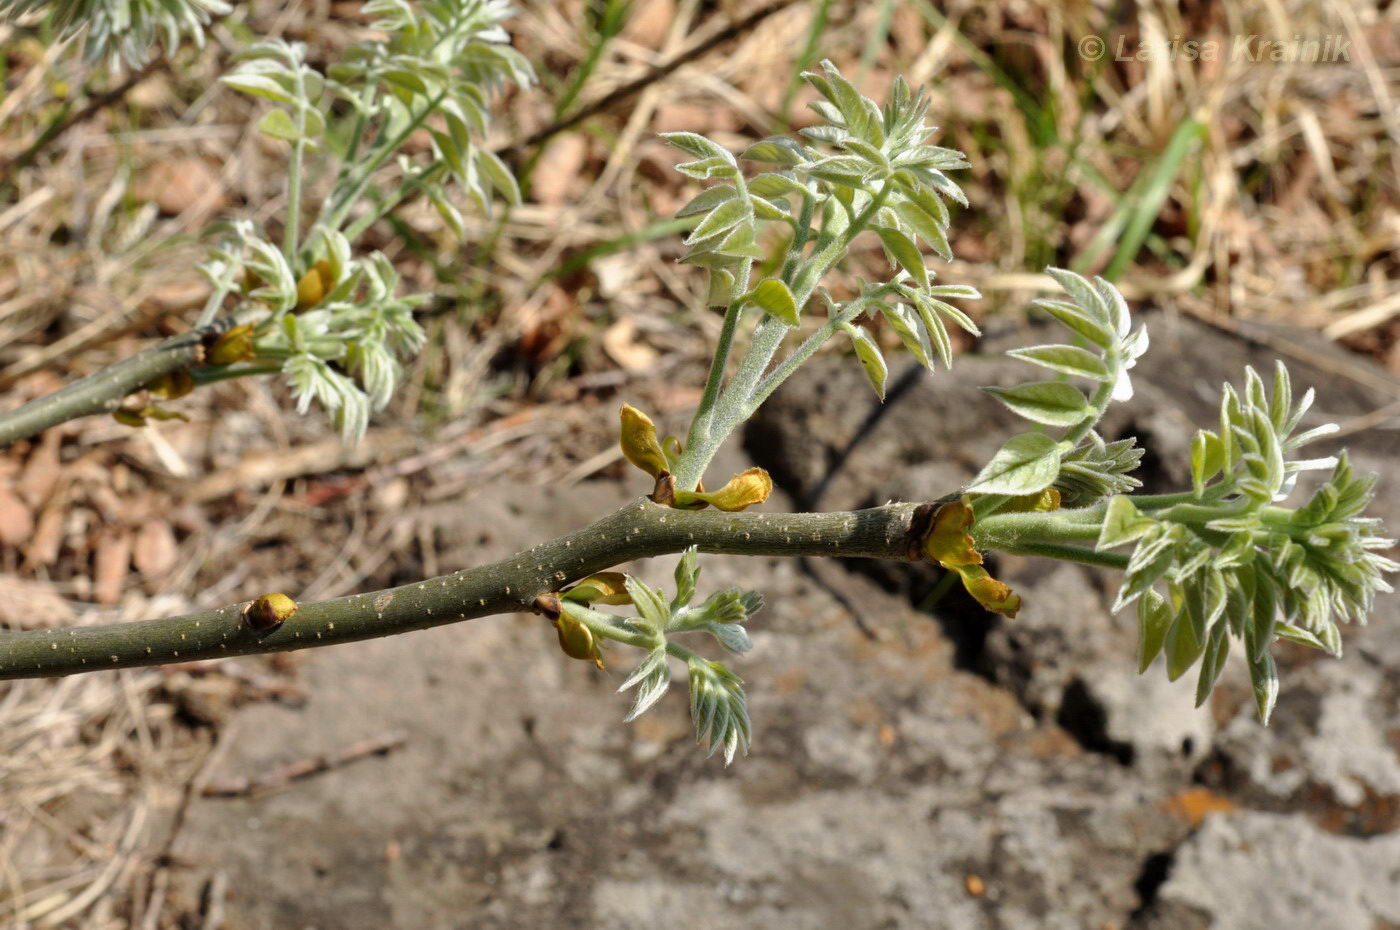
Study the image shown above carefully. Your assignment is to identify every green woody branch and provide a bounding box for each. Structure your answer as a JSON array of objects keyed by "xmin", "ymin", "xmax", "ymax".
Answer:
[
  {"xmin": 0, "ymin": 498, "xmax": 922, "ymax": 679},
  {"xmin": 0, "ymin": 496, "xmax": 1127, "ymax": 681},
  {"xmin": 0, "ymin": 328, "xmax": 213, "ymax": 447}
]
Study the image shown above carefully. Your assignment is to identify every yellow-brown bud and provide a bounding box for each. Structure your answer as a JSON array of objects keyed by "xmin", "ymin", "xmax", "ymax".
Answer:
[
  {"xmin": 921, "ymin": 501, "xmax": 1022, "ymax": 619},
  {"xmin": 113, "ymin": 407, "xmax": 147, "ymax": 428},
  {"xmin": 1000, "ymin": 488, "xmax": 1062, "ymax": 513},
  {"xmin": 208, "ymin": 324, "xmax": 257, "ymax": 366},
  {"xmin": 244, "ymin": 593, "xmax": 298, "ymax": 630},
  {"xmin": 553, "ymin": 614, "xmax": 604, "ymax": 669},
  {"xmin": 295, "ymin": 259, "xmax": 336, "ymax": 311},
  {"xmin": 562, "ymin": 572, "xmax": 632, "ymax": 605},
  {"xmin": 619, "ymin": 404, "xmax": 670, "ymax": 479},
  {"xmin": 148, "ymin": 368, "xmax": 194, "ymax": 400},
  {"xmin": 675, "ymin": 467, "xmax": 774, "ymax": 512}
]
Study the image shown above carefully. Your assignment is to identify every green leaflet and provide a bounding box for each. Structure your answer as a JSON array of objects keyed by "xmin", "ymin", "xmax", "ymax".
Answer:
[
  {"xmin": 872, "ymin": 225, "xmax": 929, "ymax": 288},
  {"xmin": 746, "ymin": 279, "xmax": 800, "ymax": 326},
  {"xmin": 966, "ymin": 432, "xmax": 1062, "ymax": 495},
  {"xmin": 840, "ymin": 322, "xmax": 888, "ymax": 400},
  {"xmin": 1097, "ymin": 495, "xmax": 1155, "ymax": 550},
  {"xmin": 984, "ymin": 381, "xmax": 1091, "ymax": 427},
  {"xmin": 1006, "ymin": 344, "xmax": 1111, "ymax": 381}
]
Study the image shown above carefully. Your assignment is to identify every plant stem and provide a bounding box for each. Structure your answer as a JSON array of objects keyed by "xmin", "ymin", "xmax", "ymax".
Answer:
[
  {"xmin": 680, "ymin": 295, "xmax": 746, "ymax": 483},
  {"xmin": 973, "ymin": 506, "xmax": 1106, "ymax": 551},
  {"xmin": 0, "ymin": 329, "xmax": 213, "ymax": 447},
  {"xmin": 343, "ymin": 162, "xmax": 448, "ymax": 241},
  {"xmin": 674, "ymin": 183, "xmax": 894, "ymax": 486},
  {"xmin": 990, "ymin": 542, "xmax": 1128, "ymax": 571},
  {"xmin": 284, "ymin": 138, "xmax": 306, "ymax": 262},
  {"xmin": 747, "ymin": 302, "xmax": 862, "ymax": 413},
  {"xmin": 559, "ymin": 601, "xmax": 655, "ymax": 650},
  {"xmin": 0, "ymin": 497, "xmax": 943, "ymax": 680},
  {"xmin": 322, "ymin": 90, "xmax": 449, "ymax": 233}
]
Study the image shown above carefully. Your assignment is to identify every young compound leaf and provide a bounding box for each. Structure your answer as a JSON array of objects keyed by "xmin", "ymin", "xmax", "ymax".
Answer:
[
  {"xmin": 873, "ymin": 225, "xmax": 929, "ymax": 288},
  {"xmin": 1136, "ymin": 589, "xmax": 1173, "ymax": 673},
  {"xmin": 478, "ymin": 149, "xmax": 521, "ymax": 205},
  {"xmin": 1165, "ymin": 611, "xmax": 1204, "ymax": 682},
  {"xmin": 965, "ymin": 432, "xmax": 1063, "ymax": 495},
  {"xmin": 686, "ymin": 197, "xmax": 751, "ymax": 244},
  {"xmin": 894, "ymin": 200, "xmax": 951, "ymax": 261},
  {"xmin": 676, "ymin": 185, "xmax": 739, "ymax": 218},
  {"xmin": 1190, "ymin": 429, "xmax": 1225, "ymax": 497},
  {"xmin": 623, "ymin": 575, "xmax": 672, "ymax": 634},
  {"xmin": 1045, "ymin": 267, "xmax": 1110, "ymax": 326},
  {"xmin": 221, "ymin": 73, "xmax": 297, "ymax": 105},
  {"xmin": 620, "ymin": 649, "xmax": 671, "ymax": 722},
  {"xmin": 672, "ymin": 547, "xmax": 700, "ymax": 610},
  {"xmin": 1030, "ymin": 299, "xmax": 1116, "ymax": 350},
  {"xmin": 747, "ymin": 172, "xmax": 809, "ymax": 201},
  {"xmin": 747, "ymin": 278, "xmax": 799, "ymax": 326},
  {"xmin": 840, "ymin": 322, "xmax": 888, "ymax": 400},
  {"xmin": 697, "ymin": 621, "xmax": 753, "ymax": 655},
  {"xmin": 1195, "ymin": 624, "xmax": 1230, "ymax": 707},
  {"xmin": 1249, "ymin": 651, "xmax": 1280, "ymax": 724},
  {"xmin": 1006, "ymin": 345, "xmax": 1111, "ymax": 381},
  {"xmin": 983, "ymin": 381, "xmax": 1091, "ymax": 427},
  {"xmin": 881, "ymin": 304, "xmax": 933, "ymax": 369}
]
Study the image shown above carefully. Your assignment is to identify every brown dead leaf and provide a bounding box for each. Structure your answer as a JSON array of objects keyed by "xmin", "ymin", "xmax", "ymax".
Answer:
[
  {"xmin": 132, "ymin": 157, "xmax": 227, "ymax": 215},
  {"xmin": 621, "ymin": 0, "xmax": 675, "ymax": 48},
  {"xmin": 601, "ymin": 317, "xmax": 659, "ymax": 373},
  {"xmin": 531, "ymin": 134, "xmax": 589, "ymax": 207},
  {"xmin": 0, "ymin": 484, "xmax": 34, "ymax": 547},
  {"xmin": 93, "ymin": 529, "xmax": 132, "ymax": 605},
  {"xmin": 0, "ymin": 576, "xmax": 75, "ymax": 628},
  {"xmin": 133, "ymin": 519, "xmax": 178, "ymax": 585},
  {"xmin": 17, "ymin": 429, "xmax": 60, "ymax": 507},
  {"xmin": 23, "ymin": 492, "xmax": 65, "ymax": 569}
]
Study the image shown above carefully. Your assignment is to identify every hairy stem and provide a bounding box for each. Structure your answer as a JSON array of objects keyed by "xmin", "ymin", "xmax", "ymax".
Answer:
[{"xmin": 0, "ymin": 498, "xmax": 942, "ymax": 681}]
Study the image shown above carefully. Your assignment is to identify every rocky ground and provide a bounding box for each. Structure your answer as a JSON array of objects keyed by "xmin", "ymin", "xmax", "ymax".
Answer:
[{"xmin": 160, "ymin": 312, "xmax": 1400, "ymax": 929}]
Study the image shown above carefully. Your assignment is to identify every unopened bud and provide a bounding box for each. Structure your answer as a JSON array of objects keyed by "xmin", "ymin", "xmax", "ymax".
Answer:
[
  {"xmin": 676, "ymin": 467, "xmax": 773, "ymax": 512},
  {"xmin": 553, "ymin": 614, "xmax": 604, "ymax": 670},
  {"xmin": 920, "ymin": 501, "xmax": 1022, "ymax": 619},
  {"xmin": 113, "ymin": 407, "xmax": 147, "ymax": 428},
  {"xmin": 208, "ymin": 324, "xmax": 257, "ymax": 366},
  {"xmin": 923, "ymin": 501, "xmax": 982, "ymax": 568},
  {"xmin": 562, "ymin": 573, "xmax": 632, "ymax": 605},
  {"xmin": 148, "ymin": 368, "xmax": 194, "ymax": 400},
  {"xmin": 1000, "ymin": 488, "xmax": 1062, "ymax": 513},
  {"xmin": 295, "ymin": 259, "xmax": 336, "ymax": 311},
  {"xmin": 244, "ymin": 592, "xmax": 298, "ymax": 630},
  {"xmin": 619, "ymin": 404, "xmax": 670, "ymax": 479}
]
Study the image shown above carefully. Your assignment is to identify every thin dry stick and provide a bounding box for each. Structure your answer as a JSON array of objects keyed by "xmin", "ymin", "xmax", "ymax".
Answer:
[
  {"xmin": 0, "ymin": 58, "xmax": 166, "ymax": 185},
  {"xmin": 495, "ymin": 0, "xmax": 798, "ymax": 163},
  {"xmin": 200, "ymin": 731, "xmax": 408, "ymax": 798}
]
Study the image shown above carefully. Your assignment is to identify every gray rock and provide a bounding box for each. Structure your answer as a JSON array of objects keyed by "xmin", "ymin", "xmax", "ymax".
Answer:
[{"xmin": 1139, "ymin": 810, "xmax": 1400, "ymax": 930}]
